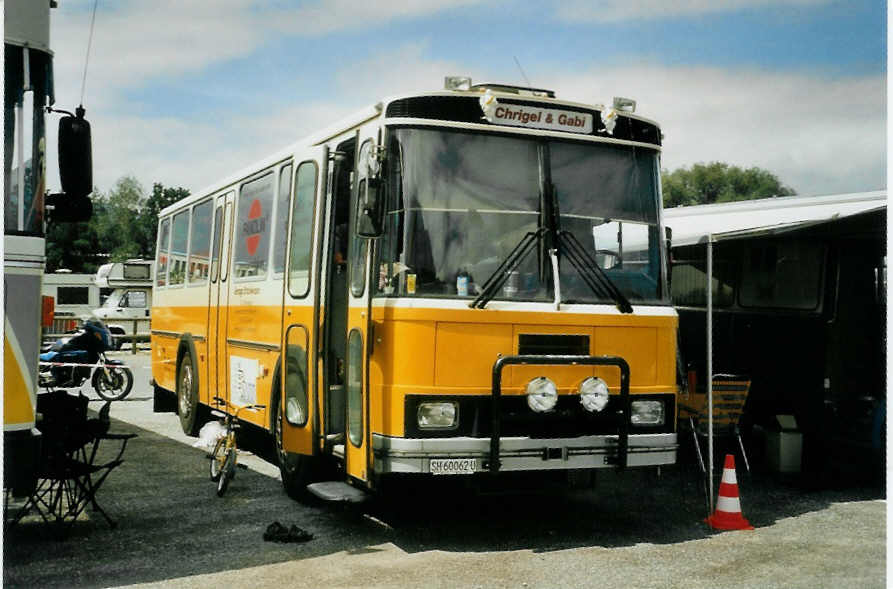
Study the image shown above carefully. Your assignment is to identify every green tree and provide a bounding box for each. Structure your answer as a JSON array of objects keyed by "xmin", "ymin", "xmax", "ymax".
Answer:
[
  {"xmin": 661, "ymin": 162, "xmax": 795, "ymax": 207},
  {"xmin": 45, "ymin": 177, "xmax": 189, "ymax": 272},
  {"xmin": 45, "ymin": 199, "xmax": 104, "ymax": 273},
  {"xmin": 95, "ymin": 175, "xmax": 145, "ymax": 261},
  {"xmin": 133, "ymin": 183, "xmax": 190, "ymax": 258}
]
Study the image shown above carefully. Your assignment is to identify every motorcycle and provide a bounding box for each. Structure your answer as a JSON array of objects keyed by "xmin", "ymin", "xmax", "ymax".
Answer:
[{"xmin": 39, "ymin": 318, "xmax": 134, "ymax": 401}]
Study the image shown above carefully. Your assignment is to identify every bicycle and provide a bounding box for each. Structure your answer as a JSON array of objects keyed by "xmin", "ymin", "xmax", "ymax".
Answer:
[{"xmin": 208, "ymin": 396, "xmax": 265, "ymax": 497}]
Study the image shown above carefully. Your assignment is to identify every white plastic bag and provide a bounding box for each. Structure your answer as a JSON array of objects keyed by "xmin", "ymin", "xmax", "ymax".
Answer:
[{"xmin": 192, "ymin": 420, "xmax": 227, "ymax": 452}]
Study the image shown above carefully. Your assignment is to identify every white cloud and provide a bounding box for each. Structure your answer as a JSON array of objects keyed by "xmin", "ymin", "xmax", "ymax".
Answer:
[
  {"xmin": 540, "ymin": 64, "xmax": 885, "ymax": 195},
  {"xmin": 332, "ymin": 42, "xmax": 487, "ymax": 99},
  {"xmin": 555, "ymin": 0, "xmax": 833, "ymax": 23},
  {"xmin": 272, "ymin": 0, "xmax": 484, "ymax": 36},
  {"xmin": 50, "ymin": 0, "xmax": 485, "ymax": 109},
  {"xmin": 45, "ymin": 8, "xmax": 885, "ymax": 200}
]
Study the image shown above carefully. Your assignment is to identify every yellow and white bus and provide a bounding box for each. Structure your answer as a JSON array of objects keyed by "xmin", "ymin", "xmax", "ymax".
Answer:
[{"xmin": 151, "ymin": 78, "xmax": 678, "ymax": 499}]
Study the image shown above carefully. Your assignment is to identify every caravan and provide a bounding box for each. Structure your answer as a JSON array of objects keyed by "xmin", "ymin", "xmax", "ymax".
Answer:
[{"xmin": 92, "ymin": 260, "xmax": 154, "ymax": 349}]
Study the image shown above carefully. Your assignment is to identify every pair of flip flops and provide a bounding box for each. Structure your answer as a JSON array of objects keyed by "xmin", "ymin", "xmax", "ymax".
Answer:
[{"xmin": 263, "ymin": 521, "xmax": 314, "ymax": 543}]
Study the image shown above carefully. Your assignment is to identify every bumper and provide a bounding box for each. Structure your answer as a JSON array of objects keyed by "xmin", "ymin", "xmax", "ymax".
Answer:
[{"xmin": 372, "ymin": 432, "xmax": 677, "ymax": 474}]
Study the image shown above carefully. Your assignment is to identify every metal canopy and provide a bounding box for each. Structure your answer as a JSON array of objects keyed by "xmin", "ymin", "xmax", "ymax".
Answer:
[{"xmin": 664, "ymin": 191, "xmax": 886, "ymax": 248}]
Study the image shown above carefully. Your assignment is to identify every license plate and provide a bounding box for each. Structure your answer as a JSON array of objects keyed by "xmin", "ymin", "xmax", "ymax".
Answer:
[{"xmin": 429, "ymin": 458, "xmax": 477, "ymax": 475}]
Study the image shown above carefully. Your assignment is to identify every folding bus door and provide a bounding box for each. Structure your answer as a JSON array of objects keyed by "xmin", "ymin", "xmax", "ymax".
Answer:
[
  {"xmin": 208, "ymin": 191, "xmax": 234, "ymax": 403},
  {"xmin": 344, "ymin": 136, "xmax": 377, "ymax": 484},
  {"xmin": 280, "ymin": 147, "xmax": 328, "ymax": 463}
]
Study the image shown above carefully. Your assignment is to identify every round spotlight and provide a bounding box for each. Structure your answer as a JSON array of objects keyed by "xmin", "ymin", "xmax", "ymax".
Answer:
[
  {"xmin": 579, "ymin": 377, "xmax": 610, "ymax": 413},
  {"xmin": 526, "ymin": 376, "xmax": 558, "ymax": 412}
]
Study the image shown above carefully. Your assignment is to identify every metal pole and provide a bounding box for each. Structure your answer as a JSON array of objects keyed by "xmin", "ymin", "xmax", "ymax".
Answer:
[
  {"xmin": 707, "ymin": 235, "xmax": 714, "ymax": 514},
  {"xmin": 16, "ymin": 102, "xmax": 25, "ymax": 231},
  {"xmin": 17, "ymin": 48, "xmax": 30, "ymax": 231},
  {"xmin": 131, "ymin": 319, "xmax": 138, "ymax": 354}
]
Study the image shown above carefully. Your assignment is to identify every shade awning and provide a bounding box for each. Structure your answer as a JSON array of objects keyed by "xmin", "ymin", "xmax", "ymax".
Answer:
[{"xmin": 663, "ymin": 191, "xmax": 886, "ymax": 247}]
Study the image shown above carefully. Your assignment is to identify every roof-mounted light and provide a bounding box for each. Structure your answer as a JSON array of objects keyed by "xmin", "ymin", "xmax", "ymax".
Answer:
[
  {"xmin": 444, "ymin": 76, "xmax": 472, "ymax": 91},
  {"xmin": 613, "ymin": 97, "xmax": 636, "ymax": 113},
  {"xmin": 471, "ymin": 83, "xmax": 555, "ymax": 98}
]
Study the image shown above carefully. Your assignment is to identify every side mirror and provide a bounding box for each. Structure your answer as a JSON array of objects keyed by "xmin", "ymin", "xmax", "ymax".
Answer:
[
  {"xmin": 355, "ymin": 177, "xmax": 384, "ymax": 238},
  {"xmin": 47, "ymin": 107, "xmax": 93, "ymax": 223},
  {"xmin": 59, "ymin": 107, "xmax": 93, "ymax": 199},
  {"xmin": 45, "ymin": 191, "xmax": 92, "ymax": 223},
  {"xmin": 664, "ymin": 226, "xmax": 673, "ymax": 287}
]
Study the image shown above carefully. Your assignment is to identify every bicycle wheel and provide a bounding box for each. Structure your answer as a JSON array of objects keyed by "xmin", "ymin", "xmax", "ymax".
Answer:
[
  {"xmin": 216, "ymin": 448, "xmax": 236, "ymax": 496},
  {"xmin": 209, "ymin": 438, "xmax": 227, "ymax": 482}
]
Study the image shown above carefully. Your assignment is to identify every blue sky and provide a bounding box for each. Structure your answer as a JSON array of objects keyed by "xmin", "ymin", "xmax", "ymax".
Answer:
[{"xmin": 47, "ymin": 0, "xmax": 886, "ymax": 198}]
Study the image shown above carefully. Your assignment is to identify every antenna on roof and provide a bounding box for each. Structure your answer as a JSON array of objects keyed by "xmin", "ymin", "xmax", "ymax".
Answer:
[{"xmin": 513, "ymin": 56, "xmax": 531, "ymax": 88}]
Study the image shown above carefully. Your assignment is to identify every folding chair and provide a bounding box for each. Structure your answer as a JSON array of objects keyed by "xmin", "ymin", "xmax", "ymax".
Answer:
[
  {"xmin": 678, "ymin": 375, "xmax": 751, "ymax": 475},
  {"xmin": 11, "ymin": 391, "xmax": 136, "ymax": 538}
]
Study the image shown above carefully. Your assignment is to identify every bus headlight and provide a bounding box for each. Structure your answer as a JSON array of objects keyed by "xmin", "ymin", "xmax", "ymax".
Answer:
[
  {"xmin": 286, "ymin": 397, "xmax": 304, "ymax": 425},
  {"xmin": 631, "ymin": 400, "xmax": 665, "ymax": 426},
  {"xmin": 418, "ymin": 402, "xmax": 458, "ymax": 429},
  {"xmin": 526, "ymin": 377, "xmax": 558, "ymax": 412},
  {"xmin": 579, "ymin": 377, "xmax": 609, "ymax": 413}
]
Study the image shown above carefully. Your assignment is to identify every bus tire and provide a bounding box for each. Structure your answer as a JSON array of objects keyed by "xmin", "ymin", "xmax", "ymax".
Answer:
[
  {"xmin": 177, "ymin": 346, "xmax": 200, "ymax": 436},
  {"xmin": 272, "ymin": 387, "xmax": 316, "ymax": 502}
]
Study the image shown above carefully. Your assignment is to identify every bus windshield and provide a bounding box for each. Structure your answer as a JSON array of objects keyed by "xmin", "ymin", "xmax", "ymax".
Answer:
[{"xmin": 377, "ymin": 127, "xmax": 667, "ymax": 305}]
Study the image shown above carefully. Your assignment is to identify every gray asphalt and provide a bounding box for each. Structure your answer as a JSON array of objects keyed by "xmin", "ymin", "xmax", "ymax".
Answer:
[{"xmin": 3, "ymin": 351, "xmax": 886, "ymax": 588}]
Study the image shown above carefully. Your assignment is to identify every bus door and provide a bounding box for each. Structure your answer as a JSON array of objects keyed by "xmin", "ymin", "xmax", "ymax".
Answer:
[
  {"xmin": 207, "ymin": 191, "xmax": 234, "ymax": 404},
  {"xmin": 343, "ymin": 135, "xmax": 378, "ymax": 483},
  {"xmin": 280, "ymin": 147, "xmax": 328, "ymax": 459}
]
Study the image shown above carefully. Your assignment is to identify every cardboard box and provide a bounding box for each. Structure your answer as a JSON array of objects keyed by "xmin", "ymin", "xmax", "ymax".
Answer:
[{"xmin": 767, "ymin": 414, "xmax": 802, "ymax": 473}]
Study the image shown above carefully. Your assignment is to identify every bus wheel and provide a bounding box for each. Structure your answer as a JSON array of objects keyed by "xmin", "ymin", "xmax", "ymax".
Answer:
[
  {"xmin": 273, "ymin": 390, "xmax": 315, "ymax": 501},
  {"xmin": 177, "ymin": 351, "xmax": 200, "ymax": 436}
]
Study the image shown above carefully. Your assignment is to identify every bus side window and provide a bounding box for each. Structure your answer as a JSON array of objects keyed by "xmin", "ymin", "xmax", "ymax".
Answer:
[
  {"xmin": 188, "ymin": 199, "xmax": 213, "ymax": 285},
  {"xmin": 210, "ymin": 205, "xmax": 223, "ymax": 283},
  {"xmin": 169, "ymin": 210, "xmax": 190, "ymax": 286},
  {"xmin": 288, "ymin": 161, "xmax": 317, "ymax": 298},
  {"xmin": 273, "ymin": 163, "xmax": 293, "ymax": 275},
  {"xmin": 234, "ymin": 173, "xmax": 275, "ymax": 280},
  {"xmin": 156, "ymin": 217, "xmax": 171, "ymax": 287}
]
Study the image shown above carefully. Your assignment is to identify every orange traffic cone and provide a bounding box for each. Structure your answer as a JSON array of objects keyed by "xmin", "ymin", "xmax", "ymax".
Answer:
[{"xmin": 706, "ymin": 454, "xmax": 754, "ymax": 531}]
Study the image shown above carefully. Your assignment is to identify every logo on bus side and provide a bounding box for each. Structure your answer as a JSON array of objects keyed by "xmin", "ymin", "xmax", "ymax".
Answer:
[{"xmin": 243, "ymin": 199, "xmax": 265, "ymax": 256}]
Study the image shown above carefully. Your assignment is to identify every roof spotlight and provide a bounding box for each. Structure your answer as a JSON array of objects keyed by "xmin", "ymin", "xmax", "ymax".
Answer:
[
  {"xmin": 612, "ymin": 97, "xmax": 636, "ymax": 113},
  {"xmin": 444, "ymin": 76, "xmax": 472, "ymax": 91}
]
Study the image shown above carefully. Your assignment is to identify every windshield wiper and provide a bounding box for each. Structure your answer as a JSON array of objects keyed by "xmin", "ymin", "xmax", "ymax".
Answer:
[
  {"xmin": 470, "ymin": 227, "xmax": 547, "ymax": 309},
  {"xmin": 557, "ymin": 230, "xmax": 633, "ymax": 313}
]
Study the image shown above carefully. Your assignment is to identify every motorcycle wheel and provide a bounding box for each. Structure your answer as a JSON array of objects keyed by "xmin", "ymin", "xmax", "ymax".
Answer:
[{"xmin": 92, "ymin": 365, "xmax": 135, "ymax": 401}]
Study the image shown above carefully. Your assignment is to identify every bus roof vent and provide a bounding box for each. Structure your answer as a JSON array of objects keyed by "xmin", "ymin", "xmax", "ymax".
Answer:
[{"xmin": 469, "ymin": 83, "xmax": 555, "ymax": 99}]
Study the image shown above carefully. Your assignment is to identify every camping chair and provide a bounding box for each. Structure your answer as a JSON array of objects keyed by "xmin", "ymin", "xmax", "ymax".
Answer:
[
  {"xmin": 11, "ymin": 391, "xmax": 136, "ymax": 538},
  {"xmin": 678, "ymin": 375, "xmax": 751, "ymax": 476}
]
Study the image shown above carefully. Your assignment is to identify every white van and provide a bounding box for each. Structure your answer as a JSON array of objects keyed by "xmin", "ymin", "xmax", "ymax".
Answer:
[{"xmin": 92, "ymin": 260, "xmax": 154, "ymax": 349}]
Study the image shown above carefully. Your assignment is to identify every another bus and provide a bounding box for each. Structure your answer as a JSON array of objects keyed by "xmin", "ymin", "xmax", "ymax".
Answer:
[
  {"xmin": 5, "ymin": 0, "xmax": 93, "ymax": 497},
  {"xmin": 151, "ymin": 78, "xmax": 678, "ymax": 499}
]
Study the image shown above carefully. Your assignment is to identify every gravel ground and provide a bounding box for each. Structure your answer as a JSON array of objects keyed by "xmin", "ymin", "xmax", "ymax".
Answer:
[{"xmin": 3, "ymin": 351, "xmax": 886, "ymax": 588}]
